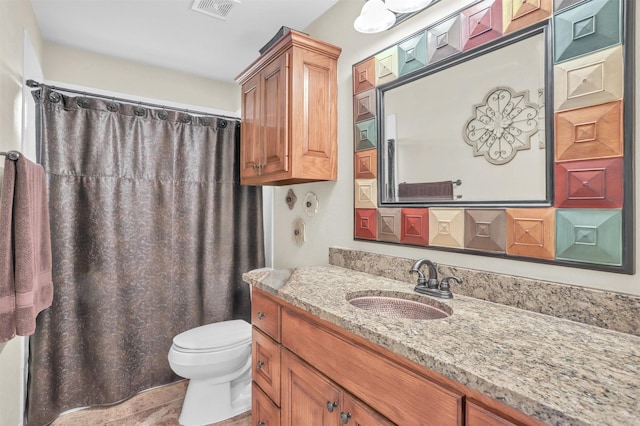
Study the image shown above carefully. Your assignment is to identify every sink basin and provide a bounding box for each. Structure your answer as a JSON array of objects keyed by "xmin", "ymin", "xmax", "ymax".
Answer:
[{"xmin": 348, "ymin": 295, "xmax": 450, "ymax": 320}]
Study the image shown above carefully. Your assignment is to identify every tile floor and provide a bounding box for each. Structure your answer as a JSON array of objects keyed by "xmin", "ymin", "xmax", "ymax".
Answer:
[{"xmin": 50, "ymin": 381, "xmax": 251, "ymax": 426}]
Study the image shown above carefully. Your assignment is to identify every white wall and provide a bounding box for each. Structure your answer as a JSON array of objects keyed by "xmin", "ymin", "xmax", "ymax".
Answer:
[
  {"xmin": 43, "ymin": 42, "xmax": 241, "ymax": 113},
  {"xmin": 0, "ymin": 1, "xmax": 44, "ymax": 424},
  {"xmin": 271, "ymin": 0, "xmax": 640, "ymax": 296}
]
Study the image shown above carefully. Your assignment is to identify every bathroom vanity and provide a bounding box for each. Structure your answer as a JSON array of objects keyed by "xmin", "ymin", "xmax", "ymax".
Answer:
[{"xmin": 244, "ymin": 266, "xmax": 640, "ymax": 425}]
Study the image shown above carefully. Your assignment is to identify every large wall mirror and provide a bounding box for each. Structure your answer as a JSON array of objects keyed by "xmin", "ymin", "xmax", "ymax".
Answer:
[
  {"xmin": 352, "ymin": 0, "xmax": 634, "ymax": 274},
  {"xmin": 381, "ymin": 25, "xmax": 551, "ymax": 205}
]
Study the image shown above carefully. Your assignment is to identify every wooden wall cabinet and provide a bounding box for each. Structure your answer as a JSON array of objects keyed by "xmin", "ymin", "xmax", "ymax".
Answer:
[
  {"xmin": 250, "ymin": 288, "xmax": 539, "ymax": 426},
  {"xmin": 236, "ymin": 31, "xmax": 341, "ymax": 186}
]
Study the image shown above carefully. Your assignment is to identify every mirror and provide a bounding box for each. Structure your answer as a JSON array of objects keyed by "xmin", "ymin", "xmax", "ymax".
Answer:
[{"xmin": 379, "ymin": 25, "xmax": 552, "ymax": 206}]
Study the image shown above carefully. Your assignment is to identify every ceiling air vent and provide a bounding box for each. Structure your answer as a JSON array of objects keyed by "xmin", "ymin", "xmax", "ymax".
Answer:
[{"xmin": 191, "ymin": 0, "xmax": 240, "ymax": 21}]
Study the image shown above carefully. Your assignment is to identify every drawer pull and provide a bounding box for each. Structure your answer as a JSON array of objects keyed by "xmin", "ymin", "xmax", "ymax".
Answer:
[
  {"xmin": 257, "ymin": 421, "xmax": 266, "ymax": 426},
  {"xmin": 257, "ymin": 312, "xmax": 266, "ymax": 320},
  {"xmin": 327, "ymin": 401, "xmax": 338, "ymax": 412},
  {"xmin": 340, "ymin": 412, "xmax": 352, "ymax": 424},
  {"xmin": 256, "ymin": 360, "xmax": 265, "ymax": 369}
]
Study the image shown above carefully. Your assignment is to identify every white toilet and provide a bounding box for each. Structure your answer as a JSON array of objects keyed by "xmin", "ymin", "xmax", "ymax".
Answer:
[{"xmin": 168, "ymin": 319, "xmax": 252, "ymax": 426}]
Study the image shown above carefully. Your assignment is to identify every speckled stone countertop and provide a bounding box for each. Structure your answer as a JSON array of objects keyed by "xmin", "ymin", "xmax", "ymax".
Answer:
[{"xmin": 243, "ymin": 266, "xmax": 640, "ymax": 426}]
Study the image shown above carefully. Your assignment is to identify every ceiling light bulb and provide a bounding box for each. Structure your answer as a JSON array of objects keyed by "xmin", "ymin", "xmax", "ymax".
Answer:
[
  {"xmin": 385, "ymin": 0, "xmax": 434, "ymax": 14},
  {"xmin": 354, "ymin": 0, "xmax": 396, "ymax": 34}
]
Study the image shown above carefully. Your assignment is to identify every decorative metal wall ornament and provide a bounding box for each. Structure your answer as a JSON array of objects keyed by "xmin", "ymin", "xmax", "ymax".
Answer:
[
  {"xmin": 292, "ymin": 217, "xmax": 306, "ymax": 247},
  {"xmin": 463, "ymin": 86, "xmax": 539, "ymax": 165},
  {"xmin": 285, "ymin": 189, "xmax": 297, "ymax": 210},
  {"xmin": 304, "ymin": 192, "xmax": 319, "ymax": 216}
]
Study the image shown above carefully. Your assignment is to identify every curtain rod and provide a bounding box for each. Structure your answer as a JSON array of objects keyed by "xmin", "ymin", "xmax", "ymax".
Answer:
[
  {"xmin": 26, "ymin": 79, "xmax": 240, "ymax": 122},
  {"xmin": 0, "ymin": 151, "xmax": 20, "ymax": 160}
]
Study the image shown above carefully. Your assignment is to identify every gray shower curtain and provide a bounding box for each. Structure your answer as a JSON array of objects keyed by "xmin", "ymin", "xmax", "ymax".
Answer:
[{"xmin": 26, "ymin": 87, "xmax": 264, "ymax": 426}]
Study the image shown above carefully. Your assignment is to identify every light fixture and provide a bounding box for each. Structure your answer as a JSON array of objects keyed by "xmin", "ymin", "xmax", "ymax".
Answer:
[
  {"xmin": 385, "ymin": 0, "xmax": 433, "ymax": 14},
  {"xmin": 354, "ymin": 0, "xmax": 396, "ymax": 34}
]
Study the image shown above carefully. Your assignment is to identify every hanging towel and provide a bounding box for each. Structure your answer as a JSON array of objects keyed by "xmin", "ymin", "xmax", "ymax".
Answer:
[
  {"xmin": 0, "ymin": 153, "xmax": 53, "ymax": 342},
  {"xmin": 398, "ymin": 180, "xmax": 454, "ymax": 200}
]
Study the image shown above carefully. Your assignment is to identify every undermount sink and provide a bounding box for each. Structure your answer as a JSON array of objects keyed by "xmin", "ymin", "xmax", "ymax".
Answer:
[{"xmin": 347, "ymin": 294, "xmax": 450, "ymax": 320}]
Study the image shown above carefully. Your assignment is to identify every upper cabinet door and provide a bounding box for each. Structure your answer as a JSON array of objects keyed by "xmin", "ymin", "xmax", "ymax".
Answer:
[
  {"xmin": 261, "ymin": 53, "xmax": 289, "ymax": 178},
  {"xmin": 240, "ymin": 72, "xmax": 261, "ymax": 179}
]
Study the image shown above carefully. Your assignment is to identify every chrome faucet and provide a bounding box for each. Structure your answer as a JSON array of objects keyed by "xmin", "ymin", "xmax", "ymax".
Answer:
[
  {"xmin": 409, "ymin": 258, "xmax": 439, "ymax": 288},
  {"xmin": 409, "ymin": 258, "xmax": 460, "ymax": 299}
]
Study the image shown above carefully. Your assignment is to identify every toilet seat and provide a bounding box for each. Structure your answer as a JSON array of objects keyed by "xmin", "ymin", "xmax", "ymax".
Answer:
[{"xmin": 172, "ymin": 319, "xmax": 251, "ymax": 352}]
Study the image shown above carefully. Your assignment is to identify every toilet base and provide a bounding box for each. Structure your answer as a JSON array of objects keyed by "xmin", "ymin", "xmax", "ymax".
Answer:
[{"xmin": 178, "ymin": 374, "xmax": 251, "ymax": 426}]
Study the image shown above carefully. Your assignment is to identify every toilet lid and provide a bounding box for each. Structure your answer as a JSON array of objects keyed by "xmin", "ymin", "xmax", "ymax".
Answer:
[{"xmin": 172, "ymin": 320, "xmax": 251, "ymax": 351}]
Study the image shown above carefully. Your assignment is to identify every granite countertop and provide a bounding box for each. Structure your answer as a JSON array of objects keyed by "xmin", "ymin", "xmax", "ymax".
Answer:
[{"xmin": 243, "ymin": 265, "xmax": 640, "ymax": 426}]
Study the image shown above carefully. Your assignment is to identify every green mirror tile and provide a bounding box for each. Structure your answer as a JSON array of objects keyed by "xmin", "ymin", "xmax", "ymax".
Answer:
[
  {"xmin": 554, "ymin": 0, "xmax": 586, "ymax": 12},
  {"xmin": 556, "ymin": 209, "xmax": 622, "ymax": 265},
  {"xmin": 398, "ymin": 31, "xmax": 428, "ymax": 76},
  {"xmin": 553, "ymin": 0, "xmax": 622, "ymax": 64},
  {"xmin": 354, "ymin": 118, "xmax": 377, "ymax": 151}
]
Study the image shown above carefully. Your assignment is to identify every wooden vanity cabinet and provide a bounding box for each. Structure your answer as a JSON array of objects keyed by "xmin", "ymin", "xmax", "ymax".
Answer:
[
  {"xmin": 250, "ymin": 287, "xmax": 540, "ymax": 426},
  {"xmin": 235, "ymin": 30, "xmax": 341, "ymax": 186}
]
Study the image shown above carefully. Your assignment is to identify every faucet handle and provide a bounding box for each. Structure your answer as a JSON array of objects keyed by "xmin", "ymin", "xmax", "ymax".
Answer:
[{"xmin": 439, "ymin": 276, "xmax": 462, "ymax": 290}]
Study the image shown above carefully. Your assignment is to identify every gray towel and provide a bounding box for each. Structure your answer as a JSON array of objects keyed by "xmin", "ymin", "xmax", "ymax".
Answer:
[
  {"xmin": 0, "ymin": 153, "xmax": 53, "ymax": 342},
  {"xmin": 398, "ymin": 181, "xmax": 454, "ymax": 200}
]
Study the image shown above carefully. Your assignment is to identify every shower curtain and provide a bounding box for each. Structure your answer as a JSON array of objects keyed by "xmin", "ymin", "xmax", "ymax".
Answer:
[{"xmin": 26, "ymin": 86, "xmax": 264, "ymax": 426}]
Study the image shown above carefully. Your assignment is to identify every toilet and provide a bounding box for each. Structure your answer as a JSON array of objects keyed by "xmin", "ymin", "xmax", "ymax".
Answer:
[{"xmin": 168, "ymin": 319, "xmax": 252, "ymax": 426}]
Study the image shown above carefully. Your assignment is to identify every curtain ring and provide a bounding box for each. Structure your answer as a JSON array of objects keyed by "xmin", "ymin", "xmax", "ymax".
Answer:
[
  {"xmin": 181, "ymin": 109, "xmax": 192, "ymax": 123},
  {"xmin": 77, "ymin": 92, "xmax": 90, "ymax": 108},
  {"xmin": 48, "ymin": 91, "xmax": 62, "ymax": 103},
  {"xmin": 218, "ymin": 119, "xmax": 228, "ymax": 129},
  {"xmin": 158, "ymin": 106, "xmax": 168, "ymax": 120},
  {"xmin": 107, "ymin": 96, "xmax": 118, "ymax": 112},
  {"xmin": 134, "ymin": 101, "xmax": 146, "ymax": 117}
]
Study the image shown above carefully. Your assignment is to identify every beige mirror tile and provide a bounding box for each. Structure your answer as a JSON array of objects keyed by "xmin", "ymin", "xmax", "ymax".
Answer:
[
  {"xmin": 355, "ymin": 179, "xmax": 377, "ymax": 209},
  {"xmin": 554, "ymin": 45, "xmax": 623, "ymax": 112},
  {"xmin": 429, "ymin": 208, "xmax": 465, "ymax": 248},
  {"xmin": 375, "ymin": 46, "xmax": 399, "ymax": 86}
]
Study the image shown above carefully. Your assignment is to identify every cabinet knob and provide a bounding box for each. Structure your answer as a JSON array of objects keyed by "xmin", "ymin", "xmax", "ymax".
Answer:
[
  {"xmin": 326, "ymin": 401, "xmax": 338, "ymax": 412},
  {"xmin": 257, "ymin": 421, "xmax": 266, "ymax": 426},
  {"xmin": 257, "ymin": 312, "xmax": 265, "ymax": 320},
  {"xmin": 340, "ymin": 412, "xmax": 352, "ymax": 424},
  {"xmin": 256, "ymin": 360, "xmax": 265, "ymax": 369}
]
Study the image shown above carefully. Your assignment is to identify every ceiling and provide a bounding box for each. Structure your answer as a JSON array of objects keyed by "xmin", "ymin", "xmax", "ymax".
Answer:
[{"xmin": 30, "ymin": 0, "xmax": 340, "ymax": 83}]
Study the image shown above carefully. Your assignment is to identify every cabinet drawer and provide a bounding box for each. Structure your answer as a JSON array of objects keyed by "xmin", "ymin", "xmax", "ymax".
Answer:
[
  {"xmin": 253, "ymin": 328, "xmax": 281, "ymax": 406},
  {"xmin": 252, "ymin": 382, "xmax": 281, "ymax": 426},
  {"xmin": 466, "ymin": 401, "xmax": 519, "ymax": 426},
  {"xmin": 252, "ymin": 288, "xmax": 281, "ymax": 341},
  {"xmin": 281, "ymin": 308, "xmax": 464, "ymax": 426}
]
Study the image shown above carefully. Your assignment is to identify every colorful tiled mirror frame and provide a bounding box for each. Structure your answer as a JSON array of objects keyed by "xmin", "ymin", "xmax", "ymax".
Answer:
[{"xmin": 352, "ymin": 0, "xmax": 634, "ymax": 273}]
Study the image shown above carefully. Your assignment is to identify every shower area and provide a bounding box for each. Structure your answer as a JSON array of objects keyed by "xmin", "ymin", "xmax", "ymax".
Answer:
[{"xmin": 25, "ymin": 84, "xmax": 264, "ymax": 426}]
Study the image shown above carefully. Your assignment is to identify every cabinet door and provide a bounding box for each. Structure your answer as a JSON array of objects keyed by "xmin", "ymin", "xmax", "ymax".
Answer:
[
  {"xmin": 260, "ymin": 53, "xmax": 289, "ymax": 177},
  {"xmin": 253, "ymin": 328, "xmax": 281, "ymax": 406},
  {"xmin": 253, "ymin": 382, "xmax": 281, "ymax": 426},
  {"xmin": 281, "ymin": 349, "xmax": 341, "ymax": 426},
  {"xmin": 341, "ymin": 393, "xmax": 395, "ymax": 426},
  {"xmin": 289, "ymin": 46, "xmax": 338, "ymax": 180},
  {"xmin": 240, "ymin": 72, "xmax": 261, "ymax": 179}
]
